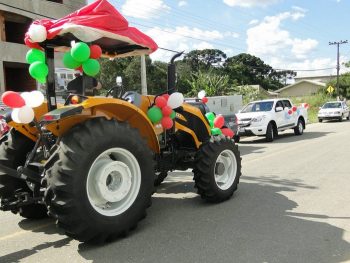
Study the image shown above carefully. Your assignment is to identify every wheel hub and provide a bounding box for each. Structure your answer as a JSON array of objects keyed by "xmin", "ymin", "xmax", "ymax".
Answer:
[{"xmin": 93, "ymin": 159, "xmax": 132, "ymax": 203}]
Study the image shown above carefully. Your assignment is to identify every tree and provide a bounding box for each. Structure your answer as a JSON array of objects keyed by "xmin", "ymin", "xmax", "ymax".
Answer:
[
  {"xmin": 186, "ymin": 70, "xmax": 233, "ymax": 97},
  {"xmin": 183, "ymin": 49, "xmax": 227, "ymax": 72},
  {"xmin": 224, "ymin": 53, "xmax": 285, "ymax": 90}
]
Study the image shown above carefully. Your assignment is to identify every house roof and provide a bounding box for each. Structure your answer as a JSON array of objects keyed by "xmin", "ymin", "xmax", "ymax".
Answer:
[{"xmin": 275, "ymin": 80, "xmax": 326, "ymax": 93}]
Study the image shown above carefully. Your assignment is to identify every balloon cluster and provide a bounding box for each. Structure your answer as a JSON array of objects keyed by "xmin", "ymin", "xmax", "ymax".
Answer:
[
  {"xmin": 147, "ymin": 92, "xmax": 184, "ymax": 130},
  {"xmin": 198, "ymin": 90, "xmax": 208, "ymax": 104},
  {"xmin": 63, "ymin": 43, "xmax": 102, "ymax": 77},
  {"xmin": 26, "ymin": 49, "xmax": 48, "ymax": 84},
  {"xmin": 1, "ymin": 91, "xmax": 45, "ymax": 124},
  {"xmin": 285, "ymin": 106, "xmax": 300, "ymax": 119},
  {"xmin": 205, "ymin": 112, "xmax": 234, "ymax": 138}
]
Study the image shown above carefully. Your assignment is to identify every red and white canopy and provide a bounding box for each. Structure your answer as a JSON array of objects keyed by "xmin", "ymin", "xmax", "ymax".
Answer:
[{"xmin": 27, "ymin": 0, "xmax": 158, "ymax": 58}]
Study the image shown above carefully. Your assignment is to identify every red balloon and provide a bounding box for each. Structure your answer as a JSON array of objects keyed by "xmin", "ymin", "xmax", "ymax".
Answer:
[
  {"xmin": 1, "ymin": 91, "xmax": 25, "ymax": 108},
  {"xmin": 214, "ymin": 115, "xmax": 225, "ymax": 129},
  {"xmin": 155, "ymin": 96, "xmax": 167, "ymax": 109},
  {"xmin": 221, "ymin": 128, "xmax": 234, "ymax": 138},
  {"xmin": 292, "ymin": 106, "xmax": 297, "ymax": 112},
  {"xmin": 162, "ymin": 106, "xmax": 172, "ymax": 116},
  {"xmin": 89, "ymin": 45, "xmax": 102, "ymax": 59},
  {"xmin": 162, "ymin": 94, "xmax": 170, "ymax": 101},
  {"xmin": 76, "ymin": 66, "xmax": 83, "ymax": 73},
  {"xmin": 202, "ymin": 97, "xmax": 208, "ymax": 104},
  {"xmin": 304, "ymin": 103, "xmax": 309, "ymax": 109},
  {"xmin": 161, "ymin": 116, "xmax": 173, "ymax": 130},
  {"xmin": 288, "ymin": 110, "xmax": 292, "ymax": 115}
]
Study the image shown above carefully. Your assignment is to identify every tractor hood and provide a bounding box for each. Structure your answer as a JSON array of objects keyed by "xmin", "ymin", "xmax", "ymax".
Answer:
[{"xmin": 27, "ymin": 0, "xmax": 158, "ymax": 58}]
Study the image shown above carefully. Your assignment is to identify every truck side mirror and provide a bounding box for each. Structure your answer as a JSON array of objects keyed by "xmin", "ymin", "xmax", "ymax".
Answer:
[{"xmin": 275, "ymin": 106, "xmax": 283, "ymax": 112}]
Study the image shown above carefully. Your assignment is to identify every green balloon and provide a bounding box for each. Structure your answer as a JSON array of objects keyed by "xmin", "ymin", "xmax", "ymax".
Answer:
[
  {"xmin": 37, "ymin": 76, "xmax": 46, "ymax": 84},
  {"xmin": 26, "ymin": 49, "xmax": 45, "ymax": 64},
  {"xmin": 147, "ymin": 106, "xmax": 163, "ymax": 124},
  {"xmin": 63, "ymin": 52, "xmax": 81, "ymax": 69},
  {"xmin": 82, "ymin": 59, "xmax": 100, "ymax": 77},
  {"xmin": 205, "ymin": 112, "xmax": 215, "ymax": 122},
  {"xmin": 29, "ymin": 61, "xmax": 48, "ymax": 80},
  {"xmin": 71, "ymin": 42, "xmax": 90, "ymax": 62},
  {"xmin": 211, "ymin": 128, "xmax": 222, "ymax": 136},
  {"xmin": 209, "ymin": 119, "xmax": 214, "ymax": 128},
  {"xmin": 170, "ymin": 110, "xmax": 176, "ymax": 119}
]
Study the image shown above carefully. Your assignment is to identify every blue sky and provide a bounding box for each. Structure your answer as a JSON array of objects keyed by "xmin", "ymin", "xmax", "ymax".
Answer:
[{"xmin": 88, "ymin": 0, "xmax": 350, "ymax": 77}]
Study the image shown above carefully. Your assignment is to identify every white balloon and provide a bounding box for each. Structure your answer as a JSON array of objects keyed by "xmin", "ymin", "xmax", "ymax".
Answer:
[
  {"xmin": 17, "ymin": 106, "xmax": 35, "ymax": 124},
  {"xmin": 198, "ymin": 90, "xmax": 206, "ymax": 99},
  {"xmin": 29, "ymin": 91, "xmax": 45, "ymax": 108},
  {"xmin": 20, "ymin": 92, "xmax": 31, "ymax": 104},
  {"xmin": 167, "ymin": 92, "xmax": 184, "ymax": 109},
  {"xmin": 11, "ymin": 108, "xmax": 21, "ymax": 123},
  {"xmin": 28, "ymin": 24, "xmax": 47, "ymax": 43}
]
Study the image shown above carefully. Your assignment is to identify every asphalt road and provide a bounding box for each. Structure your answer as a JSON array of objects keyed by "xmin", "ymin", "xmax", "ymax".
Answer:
[{"xmin": 0, "ymin": 120, "xmax": 350, "ymax": 263}]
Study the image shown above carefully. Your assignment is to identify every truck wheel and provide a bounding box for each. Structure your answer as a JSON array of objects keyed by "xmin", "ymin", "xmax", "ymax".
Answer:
[
  {"xmin": 0, "ymin": 129, "xmax": 47, "ymax": 219},
  {"xmin": 45, "ymin": 118, "xmax": 154, "ymax": 243},
  {"xmin": 339, "ymin": 114, "xmax": 343, "ymax": 122},
  {"xmin": 265, "ymin": 122, "xmax": 275, "ymax": 142},
  {"xmin": 193, "ymin": 135, "xmax": 241, "ymax": 203},
  {"xmin": 347, "ymin": 113, "xmax": 350, "ymax": 120},
  {"xmin": 154, "ymin": 171, "xmax": 168, "ymax": 186},
  {"xmin": 294, "ymin": 118, "xmax": 304, "ymax": 135},
  {"xmin": 318, "ymin": 118, "xmax": 323, "ymax": 123}
]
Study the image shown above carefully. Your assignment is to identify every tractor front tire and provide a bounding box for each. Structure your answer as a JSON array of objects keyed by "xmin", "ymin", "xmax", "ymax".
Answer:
[
  {"xmin": 45, "ymin": 118, "xmax": 154, "ymax": 243},
  {"xmin": 0, "ymin": 129, "xmax": 47, "ymax": 219},
  {"xmin": 193, "ymin": 135, "xmax": 241, "ymax": 203}
]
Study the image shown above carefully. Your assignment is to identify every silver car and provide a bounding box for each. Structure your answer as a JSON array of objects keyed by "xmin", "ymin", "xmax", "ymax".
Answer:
[{"xmin": 318, "ymin": 101, "xmax": 350, "ymax": 122}]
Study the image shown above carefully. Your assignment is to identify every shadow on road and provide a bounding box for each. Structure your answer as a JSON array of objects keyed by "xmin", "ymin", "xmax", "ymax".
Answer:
[
  {"xmin": 77, "ymin": 176, "xmax": 350, "ymax": 263},
  {"xmin": 0, "ymin": 237, "xmax": 71, "ymax": 263},
  {"xmin": 238, "ymin": 131, "xmax": 333, "ymax": 144}
]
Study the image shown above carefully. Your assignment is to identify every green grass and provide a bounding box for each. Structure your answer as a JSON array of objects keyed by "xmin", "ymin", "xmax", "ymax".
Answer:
[{"xmin": 291, "ymin": 93, "xmax": 334, "ymax": 123}]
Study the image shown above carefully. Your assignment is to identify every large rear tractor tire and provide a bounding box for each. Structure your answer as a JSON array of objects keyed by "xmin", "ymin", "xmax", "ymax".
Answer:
[
  {"xmin": 0, "ymin": 129, "xmax": 47, "ymax": 219},
  {"xmin": 193, "ymin": 135, "xmax": 241, "ymax": 203},
  {"xmin": 45, "ymin": 118, "xmax": 154, "ymax": 243}
]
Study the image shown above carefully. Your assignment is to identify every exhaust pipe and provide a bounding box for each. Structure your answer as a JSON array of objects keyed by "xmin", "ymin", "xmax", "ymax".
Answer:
[{"xmin": 167, "ymin": 51, "xmax": 184, "ymax": 94}]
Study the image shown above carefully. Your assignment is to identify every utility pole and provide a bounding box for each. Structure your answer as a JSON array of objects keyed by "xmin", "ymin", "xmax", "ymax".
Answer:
[
  {"xmin": 329, "ymin": 40, "xmax": 348, "ymax": 98},
  {"xmin": 141, "ymin": 55, "xmax": 148, "ymax": 95}
]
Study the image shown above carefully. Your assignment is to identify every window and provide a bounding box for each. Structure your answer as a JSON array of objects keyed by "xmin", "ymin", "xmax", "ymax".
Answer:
[
  {"xmin": 67, "ymin": 74, "xmax": 73, "ymax": 80},
  {"xmin": 275, "ymin": 101, "xmax": 284, "ymax": 110},
  {"xmin": 282, "ymin": 100, "xmax": 292, "ymax": 108},
  {"xmin": 60, "ymin": 73, "xmax": 66, "ymax": 79}
]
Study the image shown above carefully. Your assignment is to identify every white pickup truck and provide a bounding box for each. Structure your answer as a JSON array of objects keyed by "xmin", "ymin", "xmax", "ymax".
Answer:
[{"xmin": 235, "ymin": 98, "xmax": 308, "ymax": 142}]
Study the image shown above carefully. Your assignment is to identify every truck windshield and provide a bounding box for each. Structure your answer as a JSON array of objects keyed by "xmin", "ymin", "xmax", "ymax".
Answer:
[
  {"xmin": 241, "ymin": 101, "xmax": 274, "ymax": 113},
  {"xmin": 322, "ymin": 102, "xmax": 341, "ymax": 109}
]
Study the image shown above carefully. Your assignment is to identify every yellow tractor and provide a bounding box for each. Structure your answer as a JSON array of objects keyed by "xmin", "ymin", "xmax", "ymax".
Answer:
[{"xmin": 0, "ymin": 0, "xmax": 241, "ymax": 243}]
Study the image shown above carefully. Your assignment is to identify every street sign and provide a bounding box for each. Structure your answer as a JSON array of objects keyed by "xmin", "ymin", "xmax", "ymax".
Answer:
[{"xmin": 327, "ymin": 85, "xmax": 334, "ymax": 93}]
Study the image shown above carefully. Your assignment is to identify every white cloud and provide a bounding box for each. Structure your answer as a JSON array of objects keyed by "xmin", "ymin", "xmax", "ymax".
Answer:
[
  {"xmin": 145, "ymin": 26, "xmax": 225, "ymax": 61},
  {"xmin": 122, "ymin": 0, "xmax": 170, "ymax": 19},
  {"xmin": 178, "ymin": 1, "xmax": 187, "ymax": 7},
  {"xmin": 224, "ymin": 31, "xmax": 240, "ymax": 38},
  {"xmin": 291, "ymin": 38, "xmax": 318, "ymax": 59},
  {"xmin": 249, "ymin": 19, "xmax": 259, "ymax": 25},
  {"xmin": 223, "ymin": 0, "xmax": 279, "ymax": 8},
  {"xmin": 246, "ymin": 9, "xmax": 317, "ymax": 63}
]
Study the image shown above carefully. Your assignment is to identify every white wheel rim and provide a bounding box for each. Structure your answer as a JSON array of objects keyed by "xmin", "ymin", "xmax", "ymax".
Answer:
[
  {"xmin": 214, "ymin": 149, "xmax": 238, "ymax": 190},
  {"xmin": 86, "ymin": 148, "xmax": 141, "ymax": 217},
  {"xmin": 299, "ymin": 122, "xmax": 303, "ymax": 133}
]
